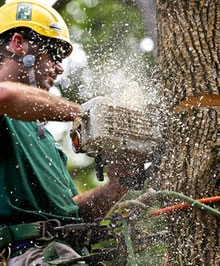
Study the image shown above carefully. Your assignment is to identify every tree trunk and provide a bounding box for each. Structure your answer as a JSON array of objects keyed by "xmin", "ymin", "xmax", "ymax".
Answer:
[{"xmin": 156, "ymin": 0, "xmax": 220, "ymax": 265}]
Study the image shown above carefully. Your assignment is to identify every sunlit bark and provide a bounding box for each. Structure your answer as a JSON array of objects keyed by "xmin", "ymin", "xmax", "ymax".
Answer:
[{"xmin": 156, "ymin": 0, "xmax": 220, "ymax": 264}]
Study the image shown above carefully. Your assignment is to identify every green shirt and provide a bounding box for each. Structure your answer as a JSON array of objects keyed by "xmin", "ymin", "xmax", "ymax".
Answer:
[{"xmin": 0, "ymin": 116, "xmax": 82, "ymax": 225}]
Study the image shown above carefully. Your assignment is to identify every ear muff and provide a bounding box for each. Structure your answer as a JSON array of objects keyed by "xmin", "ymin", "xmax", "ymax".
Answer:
[{"xmin": 22, "ymin": 54, "xmax": 36, "ymax": 86}]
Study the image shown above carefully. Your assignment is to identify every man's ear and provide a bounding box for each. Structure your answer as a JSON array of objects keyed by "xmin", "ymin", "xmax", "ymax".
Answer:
[{"xmin": 8, "ymin": 33, "xmax": 28, "ymax": 56}]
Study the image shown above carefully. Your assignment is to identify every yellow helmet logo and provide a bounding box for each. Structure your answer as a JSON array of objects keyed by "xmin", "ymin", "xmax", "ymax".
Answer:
[
  {"xmin": 16, "ymin": 3, "xmax": 32, "ymax": 21},
  {"xmin": 0, "ymin": 0, "xmax": 73, "ymax": 57}
]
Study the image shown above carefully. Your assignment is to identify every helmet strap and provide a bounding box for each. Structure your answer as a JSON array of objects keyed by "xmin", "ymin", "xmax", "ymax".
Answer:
[
  {"xmin": 0, "ymin": 50, "xmax": 22, "ymax": 63},
  {"xmin": 0, "ymin": 50, "xmax": 37, "ymax": 87}
]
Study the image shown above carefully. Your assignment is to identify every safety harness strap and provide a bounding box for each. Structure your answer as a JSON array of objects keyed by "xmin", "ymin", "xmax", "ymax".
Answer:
[{"xmin": 0, "ymin": 222, "xmax": 41, "ymax": 249}]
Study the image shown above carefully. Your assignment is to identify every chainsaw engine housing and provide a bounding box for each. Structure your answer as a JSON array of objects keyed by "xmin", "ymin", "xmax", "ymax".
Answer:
[{"xmin": 71, "ymin": 97, "xmax": 161, "ymax": 160}]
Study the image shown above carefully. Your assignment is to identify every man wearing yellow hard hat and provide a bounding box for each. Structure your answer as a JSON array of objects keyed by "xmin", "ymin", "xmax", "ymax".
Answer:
[{"xmin": 0, "ymin": 0, "xmax": 134, "ymax": 265}]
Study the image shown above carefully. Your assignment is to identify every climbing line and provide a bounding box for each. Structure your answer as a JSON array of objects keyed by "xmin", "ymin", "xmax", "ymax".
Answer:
[
  {"xmin": 149, "ymin": 191, "xmax": 220, "ymax": 266},
  {"xmin": 150, "ymin": 191, "xmax": 220, "ymax": 218},
  {"xmin": 150, "ymin": 194, "xmax": 220, "ymax": 217},
  {"xmin": 116, "ymin": 190, "xmax": 220, "ymax": 266}
]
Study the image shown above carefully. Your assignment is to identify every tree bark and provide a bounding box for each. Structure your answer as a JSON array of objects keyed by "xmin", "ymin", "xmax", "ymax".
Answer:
[{"xmin": 156, "ymin": 0, "xmax": 220, "ymax": 265}]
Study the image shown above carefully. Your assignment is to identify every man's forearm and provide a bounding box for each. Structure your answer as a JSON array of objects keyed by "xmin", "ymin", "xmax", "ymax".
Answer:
[
  {"xmin": 74, "ymin": 179, "xmax": 128, "ymax": 222},
  {"xmin": 0, "ymin": 81, "xmax": 80, "ymax": 121}
]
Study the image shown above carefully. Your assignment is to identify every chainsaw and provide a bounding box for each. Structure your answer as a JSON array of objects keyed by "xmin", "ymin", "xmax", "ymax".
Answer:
[{"xmin": 70, "ymin": 96, "xmax": 161, "ymax": 189}]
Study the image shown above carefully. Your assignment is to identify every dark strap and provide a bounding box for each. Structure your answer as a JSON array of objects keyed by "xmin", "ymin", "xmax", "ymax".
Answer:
[
  {"xmin": 11, "ymin": 240, "xmax": 33, "ymax": 252},
  {"xmin": 0, "ymin": 50, "xmax": 37, "ymax": 87},
  {"xmin": 0, "ymin": 50, "xmax": 21, "ymax": 62},
  {"xmin": 0, "ymin": 222, "xmax": 41, "ymax": 249},
  {"xmin": 95, "ymin": 156, "xmax": 104, "ymax": 181}
]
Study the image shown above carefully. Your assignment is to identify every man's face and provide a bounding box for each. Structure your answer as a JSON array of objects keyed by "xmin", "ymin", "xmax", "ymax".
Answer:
[
  {"xmin": 1, "ymin": 33, "xmax": 65, "ymax": 89},
  {"xmin": 33, "ymin": 41, "xmax": 64, "ymax": 90},
  {"xmin": 34, "ymin": 51, "xmax": 64, "ymax": 91}
]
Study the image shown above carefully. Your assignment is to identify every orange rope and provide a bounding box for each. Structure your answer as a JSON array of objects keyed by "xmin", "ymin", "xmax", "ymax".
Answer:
[
  {"xmin": 150, "ymin": 196, "xmax": 220, "ymax": 217},
  {"xmin": 152, "ymin": 196, "xmax": 220, "ymax": 266}
]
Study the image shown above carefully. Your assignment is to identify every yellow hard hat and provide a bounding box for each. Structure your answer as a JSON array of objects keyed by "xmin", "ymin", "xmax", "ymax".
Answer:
[{"xmin": 0, "ymin": 0, "xmax": 72, "ymax": 57}]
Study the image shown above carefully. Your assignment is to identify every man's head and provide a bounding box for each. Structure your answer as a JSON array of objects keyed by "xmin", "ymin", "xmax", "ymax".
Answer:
[{"xmin": 0, "ymin": 0, "xmax": 73, "ymax": 90}]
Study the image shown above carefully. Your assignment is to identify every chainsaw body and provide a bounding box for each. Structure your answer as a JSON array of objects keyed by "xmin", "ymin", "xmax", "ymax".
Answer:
[{"xmin": 71, "ymin": 96, "xmax": 161, "ymax": 160}]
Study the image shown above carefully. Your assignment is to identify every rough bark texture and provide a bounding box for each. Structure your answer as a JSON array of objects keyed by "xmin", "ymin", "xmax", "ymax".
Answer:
[{"xmin": 156, "ymin": 0, "xmax": 220, "ymax": 265}]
